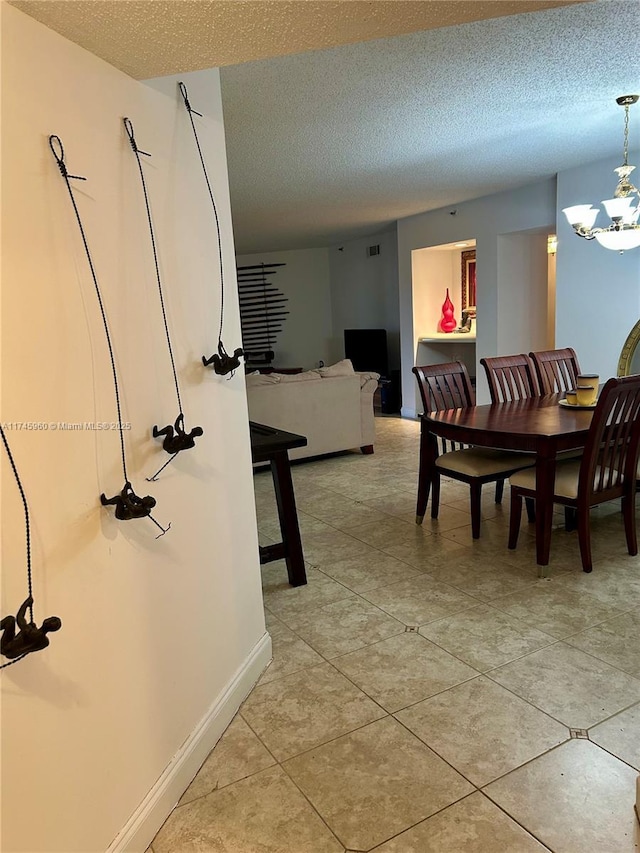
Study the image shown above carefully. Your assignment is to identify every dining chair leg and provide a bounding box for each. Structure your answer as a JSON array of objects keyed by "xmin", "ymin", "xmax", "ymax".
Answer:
[
  {"xmin": 564, "ymin": 507, "xmax": 577, "ymax": 532},
  {"xmin": 416, "ymin": 429, "xmax": 433, "ymax": 524},
  {"xmin": 508, "ymin": 489, "xmax": 523, "ymax": 549},
  {"xmin": 470, "ymin": 482, "xmax": 482, "ymax": 539},
  {"xmin": 494, "ymin": 479, "xmax": 505, "ymax": 504},
  {"xmin": 430, "ymin": 472, "xmax": 441, "ymax": 520},
  {"xmin": 525, "ymin": 497, "xmax": 536, "ymax": 523},
  {"xmin": 621, "ymin": 492, "xmax": 638, "ymax": 556},
  {"xmin": 577, "ymin": 505, "xmax": 593, "ymax": 573},
  {"xmin": 415, "ymin": 469, "xmax": 431, "ymax": 525}
]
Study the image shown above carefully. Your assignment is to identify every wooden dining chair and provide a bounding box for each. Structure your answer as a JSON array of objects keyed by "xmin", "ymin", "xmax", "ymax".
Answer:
[
  {"xmin": 508, "ymin": 374, "xmax": 640, "ymax": 572},
  {"xmin": 480, "ymin": 353, "xmax": 541, "ymax": 403},
  {"xmin": 529, "ymin": 347, "xmax": 581, "ymax": 394},
  {"xmin": 413, "ymin": 362, "xmax": 535, "ymax": 539}
]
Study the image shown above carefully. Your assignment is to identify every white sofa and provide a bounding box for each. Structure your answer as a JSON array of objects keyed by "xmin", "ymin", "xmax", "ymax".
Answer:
[{"xmin": 246, "ymin": 360, "xmax": 379, "ymax": 461}]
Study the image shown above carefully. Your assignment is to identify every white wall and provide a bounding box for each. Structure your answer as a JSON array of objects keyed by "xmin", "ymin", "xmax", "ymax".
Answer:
[
  {"xmin": 412, "ymin": 248, "xmax": 461, "ymax": 338},
  {"xmin": 1, "ymin": 7, "xmax": 267, "ymax": 852},
  {"xmin": 497, "ymin": 232, "xmax": 550, "ymax": 356},
  {"xmin": 328, "ymin": 228, "xmax": 400, "ymax": 370},
  {"xmin": 235, "ymin": 248, "xmax": 334, "ymax": 369},
  {"xmin": 398, "ymin": 179, "xmax": 557, "ymax": 414},
  {"xmin": 556, "ymin": 151, "xmax": 640, "ymax": 379}
]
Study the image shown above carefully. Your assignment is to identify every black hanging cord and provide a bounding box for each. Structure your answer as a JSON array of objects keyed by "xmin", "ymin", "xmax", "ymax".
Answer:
[
  {"xmin": 123, "ymin": 118, "xmax": 182, "ymax": 413},
  {"xmin": 123, "ymin": 118, "xmax": 203, "ymax": 478},
  {"xmin": 178, "ymin": 82, "xmax": 243, "ymax": 377},
  {"xmin": 0, "ymin": 425, "xmax": 62, "ymax": 667},
  {"xmin": 49, "ymin": 135, "xmax": 128, "ymax": 483},
  {"xmin": 49, "ymin": 135, "xmax": 168, "ymax": 535}
]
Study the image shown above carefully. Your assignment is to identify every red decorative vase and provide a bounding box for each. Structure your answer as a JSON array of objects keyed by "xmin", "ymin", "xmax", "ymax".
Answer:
[{"xmin": 439, "ymin": 288, "xmax": 457, "ymax": 333}]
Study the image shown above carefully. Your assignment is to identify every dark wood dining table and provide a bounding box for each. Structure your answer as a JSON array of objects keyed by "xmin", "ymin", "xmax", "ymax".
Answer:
[
  {"xmin": 250, "ymin": 421, "xmax": 308, "ymax": 587},
  {"xmin": 420, "ymin": 393, "xmax": 595, "ymax": 573}
]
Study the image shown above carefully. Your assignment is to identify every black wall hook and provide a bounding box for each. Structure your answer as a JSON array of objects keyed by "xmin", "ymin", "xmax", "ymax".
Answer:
[
  {"xmin": 178, "ymin": 82, "xmax": 202, "ymax": 117},
  {"xmin": 48, "ymin": 134, "xmax": 86, "ymax": 181}
]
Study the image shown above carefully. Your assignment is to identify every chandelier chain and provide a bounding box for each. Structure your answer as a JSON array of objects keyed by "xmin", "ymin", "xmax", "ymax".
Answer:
[{"xmin": 623, "ymin": 104, "xmax": 630, "ymax": 166}]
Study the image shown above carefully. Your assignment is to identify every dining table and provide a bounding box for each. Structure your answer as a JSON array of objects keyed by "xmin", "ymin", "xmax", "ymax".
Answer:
[{"xmin": 420, "ymin": 393, "xmax": 596, "ymax": 575}]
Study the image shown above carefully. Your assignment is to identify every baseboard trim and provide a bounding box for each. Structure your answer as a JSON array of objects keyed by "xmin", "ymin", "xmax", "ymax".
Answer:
[{"xmin": 106, "ymin": 631, "xmax": 272, "ymax": 853}]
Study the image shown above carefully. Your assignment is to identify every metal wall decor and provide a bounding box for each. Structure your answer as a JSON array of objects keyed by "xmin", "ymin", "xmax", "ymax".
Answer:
[
  {"xmin": 123, "ymin": 118, "xmax": 203, "ymax": 481},
  {"xmin": 237, "ymin": 263, "xmax": 289, "ymax": 368},
  {"xmin": 48, "ymin": 135, "xmax": 169, "ymax": 537},
  {"xmin": 178, "ymin": 82, "xmax": 243, "ymax": 377},
  {"xmin": 0, "ymin": 425, "xmax": 62, "ymax": 667}
]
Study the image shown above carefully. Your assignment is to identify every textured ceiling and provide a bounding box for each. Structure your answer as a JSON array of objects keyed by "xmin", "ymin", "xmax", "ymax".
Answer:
[
  {"xmin": 220, "ymin": 0, "xmax": 640, "ymax": 252},
  {"xmin": 10, "ymin": 0, "xmax": 580, "ymax": 79},
  {"xmin": 11, "ymin": 0, "xmax": 639, "ymax": 254}
]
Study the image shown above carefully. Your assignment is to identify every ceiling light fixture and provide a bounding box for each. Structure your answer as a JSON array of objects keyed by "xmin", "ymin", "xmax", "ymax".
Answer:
[{"xmin": 563, "ymin": 95, "xmax": 640, "ymax": 252}]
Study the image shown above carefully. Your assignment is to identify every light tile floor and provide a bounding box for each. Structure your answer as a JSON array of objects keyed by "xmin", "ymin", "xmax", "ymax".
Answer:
[{"xmin": 152, "ymin": 417, "xmax": 640, "ymax": 853}]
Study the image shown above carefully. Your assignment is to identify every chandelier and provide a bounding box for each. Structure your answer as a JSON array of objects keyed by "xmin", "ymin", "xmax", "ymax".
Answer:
[{"xmin": 563, "ymin": 94, "xmax": 640, "ymax": 252}]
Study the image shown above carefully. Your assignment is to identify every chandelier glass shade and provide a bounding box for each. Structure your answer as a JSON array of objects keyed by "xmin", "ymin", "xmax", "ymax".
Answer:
[{"xmin": 563, "ymin": 95, "xmax": 640, "ymax": 252}]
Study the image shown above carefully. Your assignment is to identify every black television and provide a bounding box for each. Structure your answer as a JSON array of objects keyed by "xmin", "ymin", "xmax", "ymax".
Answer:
[{"xmin": 344, "ymin": 329, "xmax": 388, "ymax": 378}]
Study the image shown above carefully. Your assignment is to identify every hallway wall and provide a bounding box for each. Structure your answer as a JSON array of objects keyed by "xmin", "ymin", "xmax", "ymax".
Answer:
[{"xmin": 1, "ymin": 6, "xmax": 267, "ymax": 852}]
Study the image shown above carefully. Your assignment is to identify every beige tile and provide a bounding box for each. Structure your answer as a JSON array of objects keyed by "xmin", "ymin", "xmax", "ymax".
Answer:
[
  {"xmin": 443, "ymin": 494, "xmax": 504, "ymax": 519},
  {"xmin": 490, "ymin": 582, "xmax": 624, "ymax": 638},
  {"xmin": 590, "ymin": 702, "xmax": 640, "ymax": 771},
  {"xmin": 317, "ymin": 550, "xmax": 424, "ymax": 593},
  {"xmin": 259, "ymin": 511, "xmax": 333, "ymax": 542},
  {"xmin": 262, "ymin": 566, "xmax": 352, "ymax": 620},
  {"xmin": 332, "ymin": 632, "xmax": 478, "ymax": 713},
  {"xmin": 347, "ymin": 517, "xmax": 430, "ymax": 548},
  {"xmin": 484, "ymin": 739, "xmax": 640, "ymax": 853},
  {"xmin": 297, "ymin": 490, "xmax": 391, "ymax": 529},
  {"xmin": 419, "ymin": 604, "xmax": 555, "ymax": 672},
  {"xmin": 301, "ymin": 528, "xmax": 373, "ymax": 566},
  {"xmin": 361, "ymin": 574, "xmax": 480, "ymax": 626},
  {"xmin": 563, "ymin": 609, "xmax": 640, "ymax": 675},
  {"xmin": 382, "ymin": 534, "xmax": 470, "ymax": 571},
  {"xmin": 415, "ymin": 503, "xmax": 481, "ymax": 534},
  {"xmin": 283, "ymin": 717, "xmax": 473, "ymax": 851},
  {"xmin": 281, "ymin": 595, "xmax": 405, "ymax": 658},
  {"xmin": 488, "ymin": 643, "xmax": 640, "ymax": 728},
  {"xmin": 153, "ymin": 766, "xmax": 344, "ymax": 853},
  {"xmin": 427, "ymin": 557, "xmax": 540, "ymax": 601},
  {"xmin": 361, "ymin": 490, "xmax": 421, "ymax": 522},
  {"xmin": 553, "ymin": 567, "xmax": 640, "ymax": 610},
  {"xmin": 259, "ymin": 617, "xmax": 324, "ymax": 685},
  {"xmin": 240, "ymin": 662, "xmax": 385, "ymax": 760},
  {"xmin": 397, "ymin": 676, "xmax": 568, "ymax": 786},
  {"xmin": 371, "ymin": 791, "xmax": 549, "ymax": 852},
  {"xmin": 179, "ymin": 716, "xmax": 276, "ymax": 806}
]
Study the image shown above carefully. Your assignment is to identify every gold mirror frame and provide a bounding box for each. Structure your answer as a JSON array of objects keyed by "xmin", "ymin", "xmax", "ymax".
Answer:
[{"xmin": 617, "ymin": 318, "xmax": 640, "ymax": 376}]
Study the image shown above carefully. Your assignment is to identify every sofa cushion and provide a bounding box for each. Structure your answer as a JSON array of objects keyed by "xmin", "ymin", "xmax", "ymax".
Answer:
[
  {"xmin": 272, "ymin": 370, "xmax": 321, "ymax": 382},
  {"xmin": 318, "ymin": 358, "xmax": 355, "ymax": 377},
  {"xmin": 245, "ymin": 373, "xmax": 282, "ymax": 386}
]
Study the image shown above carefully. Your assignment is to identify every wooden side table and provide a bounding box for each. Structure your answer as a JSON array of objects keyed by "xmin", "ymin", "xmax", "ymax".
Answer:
[{"xmin": 249, "ymin": 421, "xmax": 308, "ymax": 586}]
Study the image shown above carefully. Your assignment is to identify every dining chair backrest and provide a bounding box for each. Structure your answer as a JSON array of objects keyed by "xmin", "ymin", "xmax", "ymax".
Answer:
[
  {"xmin": 529, "ymin": 347, "xmax": 581, "ymax": 394},
  {"xmin": 480, "ymin": 354, "xmax": 541, "ymax": 403},
  {"xmin": 412, "ymin": 362, "xmax": 476, "ymax": 414},
  {"xmin": 579, "ymin": 374, "xmax": 640, "ymax": 501}
]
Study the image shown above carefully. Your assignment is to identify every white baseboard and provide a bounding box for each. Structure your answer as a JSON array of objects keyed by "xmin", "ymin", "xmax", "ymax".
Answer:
[{"xmin": 106, "ymin": 631, "xmax": 272, "ymax": 853}]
